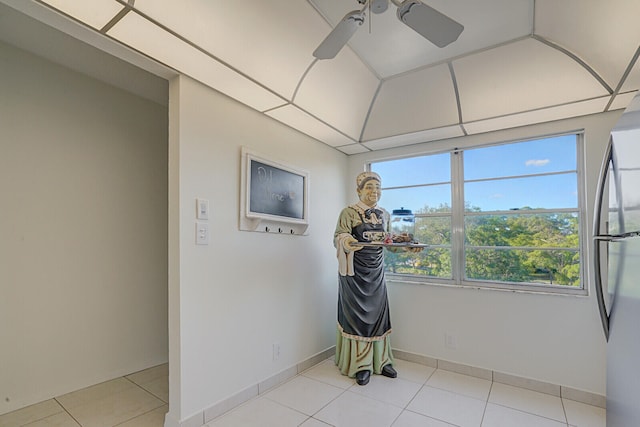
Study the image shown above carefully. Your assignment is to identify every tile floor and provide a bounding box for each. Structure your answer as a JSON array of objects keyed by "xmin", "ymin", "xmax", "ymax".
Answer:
[
  {"xmin": 0, "ymin": 358, "xmax": 605, "ymax": 427},
  {"xmin": 0, "ymin": 364, "xmax": 168, "ymax": 427}
]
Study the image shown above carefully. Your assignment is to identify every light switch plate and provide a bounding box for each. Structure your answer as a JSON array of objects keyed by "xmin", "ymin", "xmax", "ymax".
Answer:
[{"xmin": 196, "ymin": 198, "xmax": 209, "ymax": 220}]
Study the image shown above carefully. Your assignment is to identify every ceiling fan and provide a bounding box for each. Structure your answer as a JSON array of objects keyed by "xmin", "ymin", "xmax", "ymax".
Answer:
[{"xmin": 313, "ymin": 0, "xmax": 464, "ymax": 60}]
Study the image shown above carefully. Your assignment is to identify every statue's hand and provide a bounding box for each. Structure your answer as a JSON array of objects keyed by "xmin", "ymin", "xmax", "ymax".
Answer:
[{"xmin": 343, "ymin": 236, "xmax": 363, "ymax": 252}]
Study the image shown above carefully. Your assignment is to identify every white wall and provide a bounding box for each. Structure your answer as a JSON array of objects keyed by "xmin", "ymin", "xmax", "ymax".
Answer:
[
  {"xmin": 0, "ymin": 41, "xmax": 168, "ymax": 415},
  {"xmin": 165, "ymin": 76, "xmax": 347, "ymax": 424},
  {"xmin": 348, "ymin": 111, "xmax": 622, "ymax": 395},
  {"xmin": 0, "ymin": 29, "xmax": 618, "ymax": 422}
]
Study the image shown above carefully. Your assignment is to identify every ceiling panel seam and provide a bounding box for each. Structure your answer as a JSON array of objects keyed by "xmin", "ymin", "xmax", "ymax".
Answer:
[
  {"xmin": 119, "ymin": 6, "xmax": 288, "ymax": 111},
  {"xmin": 360, "ymin": 123, "xmax": 462, "ymax": 144},
  {"xmin": 388, "ymin": 35, "xmax": 532, "ymax": 83},
  {"xmin": 358, "ymin": 79, "xmax": 384, "ymax": 142},
  {"xmin": 288, "ymin": 102, "xmax": 359, "ymax": 144},
  {"xmin": 262, "ymin": 104, "xmax": 291, "ymax": 114},
  {"xmin": 291, "ymin": 59, "xmax": 318, "ymax": 103},
  {"xmin": 336, "ymin": 142, "xmax": 372, "ymax": 152},
  {"xmin": 604, "ymin": 45, "xmax": 640, "ymax": 112},
  {"xmin": 100, "ymin": 3, "xmax": 132, "ymax": 34},
  {"xmin": 447, "ymin": 62, "xmax": 466, "ymax": 136},
  {"xmin": 532, "ymin": 34, "xmax": 613, "ymax": 95},
  {"xmin": 463, "ymin": 95, "xmax": 610, "ymax": 125},
  {"xmin": 531, "ymin": 0, "xmax": 537, "ymax": 36}
]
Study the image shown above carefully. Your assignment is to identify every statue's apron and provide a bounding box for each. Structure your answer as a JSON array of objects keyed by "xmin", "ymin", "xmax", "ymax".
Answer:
[{"xmin": 337, "ymin": 209, "xmax": 391, "ymax": 340}]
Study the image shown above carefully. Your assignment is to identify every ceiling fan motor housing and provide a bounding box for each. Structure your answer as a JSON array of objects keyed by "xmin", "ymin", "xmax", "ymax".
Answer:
[{"xmin": 370, "ymin": 0, "xmax": 389, "ymax": 14}]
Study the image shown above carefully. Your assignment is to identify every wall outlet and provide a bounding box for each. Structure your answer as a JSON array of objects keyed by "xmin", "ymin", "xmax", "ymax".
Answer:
[
  {"xmin": 272, "ymin": 343, "xmax": 281, "ymax": 361},
  {"xmin": 445, "ymin": 333, "xmax": 458, "ymax": 350}
]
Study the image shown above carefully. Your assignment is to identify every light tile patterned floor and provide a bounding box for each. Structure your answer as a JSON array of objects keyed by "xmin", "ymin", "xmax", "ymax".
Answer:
[
  {"xmin": 0, "ymin": 364, "xmax": 168, "ymax": 427},
  {"xmin": 207, "ymin": 358, "xmax": 606, "ymax": 427},
  {"xmin": 0, "ymin": 359, "xmax": 605, "ymax": 427}
]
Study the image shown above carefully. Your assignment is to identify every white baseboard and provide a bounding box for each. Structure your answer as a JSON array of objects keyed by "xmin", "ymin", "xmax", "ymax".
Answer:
[
  {"xmin": 169, "ymin": 345, "xmax": 605, "ymax": 426},
  {"xmin": 393, "ymin": 349, "xmax": 606, "ymax": 408},
  {"xmin": 198, "ymin": 347, "xmax": 335, "ymax": 426}
]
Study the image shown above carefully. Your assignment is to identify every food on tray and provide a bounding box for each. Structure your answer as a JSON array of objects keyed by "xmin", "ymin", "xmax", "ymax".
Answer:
[
  {"xmin": 391, "ymin": 233, "xmax": 418, "ymax": 244},
  {"xmin": 361, "ymin": 231, "xmax": 421, "ymax": 245},
  {"xmin": 362, "ymin": 231, "xmax": 388, "ymax": 242}
]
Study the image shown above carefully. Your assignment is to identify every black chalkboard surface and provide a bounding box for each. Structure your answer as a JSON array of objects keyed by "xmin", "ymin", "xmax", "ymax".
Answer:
[{"xmin": 248, "ymin": 159, "xmax": 306, "ymax": 220}]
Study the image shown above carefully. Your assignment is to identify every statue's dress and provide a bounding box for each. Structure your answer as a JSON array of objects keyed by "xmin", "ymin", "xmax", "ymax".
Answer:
[{"xmin": 334, "ymin": 203, "xmax": 394, "ymax": 377}]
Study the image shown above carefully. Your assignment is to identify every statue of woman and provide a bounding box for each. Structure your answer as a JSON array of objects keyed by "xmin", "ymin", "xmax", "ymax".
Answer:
[{"xmin": 333, "ymin": 171, "xmax": 398, "ymax": 386}]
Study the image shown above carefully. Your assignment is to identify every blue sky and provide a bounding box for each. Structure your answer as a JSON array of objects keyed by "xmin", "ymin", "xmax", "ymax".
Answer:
[{"xmin": 373, "ymin": 135, "xmax": 577, "ymax": 213}]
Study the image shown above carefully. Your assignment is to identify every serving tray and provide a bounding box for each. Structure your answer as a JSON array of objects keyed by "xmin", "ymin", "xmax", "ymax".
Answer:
[{"xmin": 357, "ymin": 242, "xmax": 429, "ymax": 248}]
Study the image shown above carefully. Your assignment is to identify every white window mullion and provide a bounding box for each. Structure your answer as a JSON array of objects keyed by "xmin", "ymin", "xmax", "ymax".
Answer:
[
  {"xmin": 576, "ymin": 133, "xmax": 587, "ymax": 293},
  {"xmin": 451, "ymin": 149, "xmax": 465, "ymax": 285},
  {"xmin": 370, "ymin": 132, "xmax": 583, "ymax": 293}
]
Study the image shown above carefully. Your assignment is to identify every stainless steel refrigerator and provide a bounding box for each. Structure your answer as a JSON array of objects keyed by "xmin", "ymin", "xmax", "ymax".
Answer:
[{"xmin": 593, "ymin": 93, "xmax": 640, "ymax": 426}]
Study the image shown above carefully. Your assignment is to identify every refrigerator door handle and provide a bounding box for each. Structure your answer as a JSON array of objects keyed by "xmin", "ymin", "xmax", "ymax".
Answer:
[
  {"xmin": 593, "ymin": 137, "xmax": 613, "ymax": 341},
  {"xmin": 594, "ymin": 231, "xmax": 640, "ymax": 242}
]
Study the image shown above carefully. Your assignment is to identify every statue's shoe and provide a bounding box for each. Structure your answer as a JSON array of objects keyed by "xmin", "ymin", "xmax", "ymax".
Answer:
[
  {"xmin": 355, "ymin": 370, "xmax": 371, "ymax": 385},
  {"xmin": 381, "ymin": 364, "xmax": 397, "ymax": 378}
]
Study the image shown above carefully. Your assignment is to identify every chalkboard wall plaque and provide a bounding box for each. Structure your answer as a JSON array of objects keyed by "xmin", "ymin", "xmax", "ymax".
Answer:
[
  {"xmin": 240, "ymin": 147, "xmax": 309, "ymax": 234},
  {"xmin": 249, "ymin": 159, "xmax": 305, "ymax": 220}
]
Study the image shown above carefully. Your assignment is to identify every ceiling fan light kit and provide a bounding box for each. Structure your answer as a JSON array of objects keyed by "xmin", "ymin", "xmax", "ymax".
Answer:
[{"xmin": 313, "ymin": 0, "xmax": 464, "ymax": 60}]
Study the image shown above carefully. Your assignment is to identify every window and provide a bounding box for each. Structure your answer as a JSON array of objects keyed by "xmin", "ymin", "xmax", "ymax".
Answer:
[{"xmin": 371, "ymin": 134, "xmax": 584, "ymax": 293}]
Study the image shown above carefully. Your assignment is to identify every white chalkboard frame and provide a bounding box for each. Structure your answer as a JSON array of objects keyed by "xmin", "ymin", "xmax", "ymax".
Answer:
[{"xmin": 239, "ymin": 147, "xmax": 309, "ymax": 235}]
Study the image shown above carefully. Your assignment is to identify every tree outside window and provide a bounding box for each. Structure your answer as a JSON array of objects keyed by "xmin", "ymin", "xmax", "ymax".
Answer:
[{"xmin": 372, "ymin": 134, "xmax": 583, "ymax": 293}]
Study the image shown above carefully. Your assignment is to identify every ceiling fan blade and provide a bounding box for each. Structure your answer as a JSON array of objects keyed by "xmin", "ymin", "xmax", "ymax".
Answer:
[
  {"xmin": 313, "ymin": 10, "xmax": 365, "ymax": 60},
  {"xmin": 396, "ymin": 0, "xmax": 463, "ymax": 48}
]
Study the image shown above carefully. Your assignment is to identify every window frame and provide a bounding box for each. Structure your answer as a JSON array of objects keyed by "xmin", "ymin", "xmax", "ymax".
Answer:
[{"xmin": 370, "ymin": 132, "xmax": 588, "ymax": 296}]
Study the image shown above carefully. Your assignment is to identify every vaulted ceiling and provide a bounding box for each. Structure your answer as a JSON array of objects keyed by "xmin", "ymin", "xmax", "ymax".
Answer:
[{"xmin": 2, "ymin": 0, "xmax": 639, "ymax": 154}]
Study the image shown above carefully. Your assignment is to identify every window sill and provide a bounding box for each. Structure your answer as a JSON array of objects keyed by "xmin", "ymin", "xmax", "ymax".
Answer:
[{"xmin": 386, "ymin": 273, "xmax": 589, "ymax": 297}]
